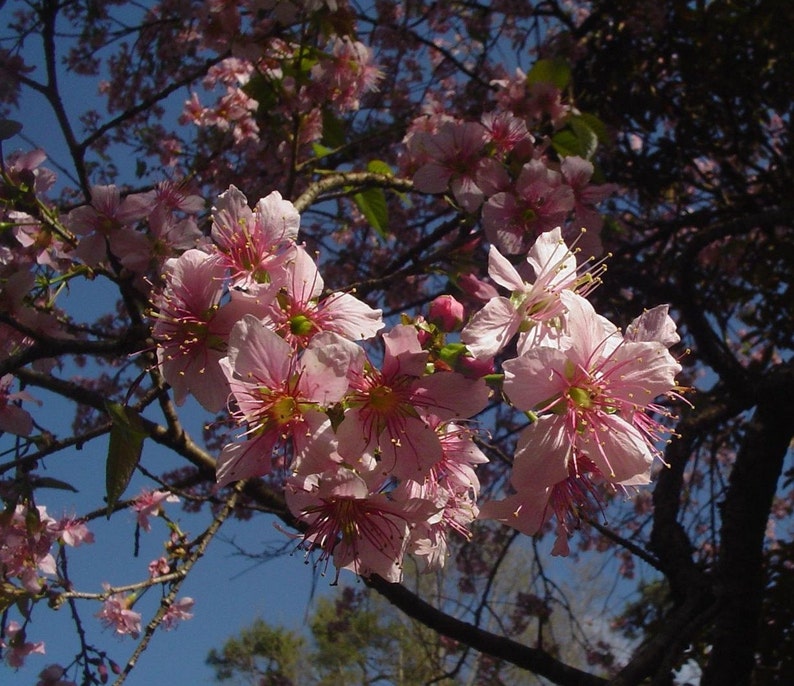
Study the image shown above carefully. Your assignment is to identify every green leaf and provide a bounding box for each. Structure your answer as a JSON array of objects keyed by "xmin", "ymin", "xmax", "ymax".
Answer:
[
  {"xmin": 353, "ymin": 187, "xmax": 388, "ymax": 240},
  {"xmin": 312, "ymin": 142, "xmax": 335, "ymax": 160},
  {"xmin": 526, "ymin": 59, "xmax": 571, "ymax": 90},
  {"xmin": 551, "ymin": 116, "xmax": 599, "ymax": 160},
  {"xmin": 241, "ymin": 73, "xmax": 278, "ymax": 111},
  {"xmin": 569, "ymin": 116, "xmax": 599, "ymax": 160},
  {"xmin": 576, "ymin": 112, "xmax": 608, "ymax": 144},
  {"xmin": 366, "ymin": 159, "xmax": 393, "ymax": 176},
  {"xmin": 30, "ymin": 476, "xmax": 79, "ymax": 493},
  {"xmin": 321, "ymin": 109, "xmax": 347, "ymax": 149},
  {"xmin": 105, "ymin": 402, "xmax": 147, "ymax": 517},
  {"xmin": 0, "ymin": 119, "xmax": 22, "ymax": 141},
  {"xmin": 551, "ymin": 130, "xmax": 580, "ymax": 158}
]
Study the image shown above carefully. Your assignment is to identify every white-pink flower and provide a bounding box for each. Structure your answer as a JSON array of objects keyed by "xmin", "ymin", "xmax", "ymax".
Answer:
[
  {"xmin": 0, "ymin": 373, "xmax": 37, "ymax": 436},
  {"xmin": 2, "ymin": 620, "xmax": 46, "ymax": 668},
  {"xmin": 461, "ymin": 228, "xmax": 584, "ymax": 358},
  {"xmin": 217, "ymin": 315, "xmax": 363, "ymax": 486},
  {"xmin": 483, "ymin": 160, "xmax": 574, "ymax": 254},
  {"xmin": 96, "ymin": 588, "xmax": 141, "ymax": 639},
  {"xmin": 480, "ymin": 292, "xmax": 681, "ymax": 553},
  {"xmin": 162, "ymin": 597, "xmax": 194, "ymax": 630},
  {"xmin": 152, "ymin": 249, "xmax": 259, "ymax": 412},
  {"xmin": 335, "ymin": 325, "xmax": 490, "ymax": 480},
  {"xmin": 262, "ymin": 246, "xmax": 383, "ymax": 347},
  {"xmin": 132, "ymin": 489, "xmax": 179, "ymax": 532},
  {"xmin": 502, "ymin": 291, "xmax": 680, "ymax": 487},
  {"xmin": 286, "ymin": 465, "xmax": 438, "ymax": 582},
  {"xmin": 210, "ymin": 186, "xmax": 299, "ymax": 292},
  {"xmin": 67, "ymin": 185, "xmax": 153, "ymax": 272},
  {"xmin": 411, "ymin": 121, "xmax": 488, "ymax": 212}
]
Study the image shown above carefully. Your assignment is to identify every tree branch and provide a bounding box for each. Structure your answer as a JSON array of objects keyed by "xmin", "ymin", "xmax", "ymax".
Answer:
[{"xmin": 364, "ymin": 574, "xmax": 608, "ymax": 686}]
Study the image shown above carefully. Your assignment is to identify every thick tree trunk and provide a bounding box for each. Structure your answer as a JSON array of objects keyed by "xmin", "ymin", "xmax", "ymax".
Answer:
[{"xmin": 702, "ymin": 383, "xmax": 794, "ymax": 686}]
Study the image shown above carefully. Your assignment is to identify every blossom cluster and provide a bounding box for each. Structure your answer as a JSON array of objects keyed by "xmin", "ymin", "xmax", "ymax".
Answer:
[
  {"xmin": 0, "ymin": 504, "xmax": 93, "ymax": 596},
  {"xmin": 405, "ymin": 82, "xmax": 616, "ymax": 258},
  {"xmin": 150, "ymin": 186, "xmax": 491, "ymax": 582},
  {"xmin": 1, "ymin": 145, "xmax": 680, "ymax": 592},
  {"xmin": 0, "ymin": 504, "xmax": 93, "ymax": 668},
  {"xmin": 144, "ymin": 184, "xmax": 681, "ymax": 577}
]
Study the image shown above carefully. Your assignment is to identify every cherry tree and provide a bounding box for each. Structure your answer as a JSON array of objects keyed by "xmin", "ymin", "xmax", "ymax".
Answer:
[{"xmin": 0, "ymin": 1, "xmax": 791, "ymax": 685}]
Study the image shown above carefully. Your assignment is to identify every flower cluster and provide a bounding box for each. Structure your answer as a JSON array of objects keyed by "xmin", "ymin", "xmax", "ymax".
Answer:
[
  {"xmin": 142, "ymin": 182, "xmax": 681, "ymax": 575},
  {"xmin": 406, "ymin": 101, "xmax": 616, "ymax": 257},
  {"xmin": 0, "ymin": 506, "xmax": 93, "ymax": 667},
  {"xmin": 477, "ymin": 290, "xmax": 681, "ymax": 554},
  {"xmin": 146, "ymin": 186, "xmax": 491, "ymax": 582}
]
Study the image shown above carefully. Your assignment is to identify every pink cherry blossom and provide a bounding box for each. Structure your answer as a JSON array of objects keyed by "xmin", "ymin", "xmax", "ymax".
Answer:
[
  {"xmin": 501, "ymin": 291, "xmax": 681, "ymax": 487},
  {"xmin": 3, "ymin": 149, "xmax": 56, "ymax": 196},
  {"xmin": 66, "ymin": 185, "xmax": 154, "ymax": 272},
  {"xmin": 152, "ymin": 249, "xmax": 258, "ymax": 412},
  {"xmin": 210, "ymin": 185, "xmax": 299, "ymax": 292},
  {"xmin": 0, "ymin": 504, "xmax": 58, "ymax": 593},
  {"xmin": 96, "ymin": 588, "xmax": 142, "ymax": 638},
  {"xmin": 483, "ymin": 160, "xmax": 574, "ymax": 254},
  {"xmin": 479, "ymin": 454, "xmax": 603, "ymax": 556},
  {"xmin": 481, "ymin": 111, "xmax": 532, "ymax": 158},
  {"xmin": 428, "ymin": 294, "xmax": 465, "ymax": 332},
  {"xmin": 161, "ymin": 597, "xmax": 194, "ymax": 630},
  {"xmin": 2, "ymin": 620, "xmax": 46, "ymax": 668},
  {"xmin": 51, "ymin": 516, "xmax": 94, "ymax": 547},
  {"xmin": 262, "ymin": 246, "xmax": 383, "ymax": 347},
  {"xmin": 396, "ymin": 418, "xmax": 488, "ymax": 571},
  {"xmin": 36, "ymin": 664, "xmax": 77, "ymax": 686},
  {"xmin": 132, "ymin": 489, "xmax": 179, "ymax": 532},
  {"xmin": 311, "ymin": 37, "xmax": 383, "ymax": 111},
  {"xmin": 561, "ymin": 156, "xmax": 618, "ymax": 254},
  {"xmin": 148, "ymin": 556, "xmax": 170, "ymax": 578},
  {"xmin": 411, "ymin": 121, "xmax": 488, "ymax": 212},
  {"xmin": 335, "ymin": 325, "xmax": 490, "ymax": 480},
  {"xmin": 0, "ymin": 373, "xmax": 36, "ymax": 436},
  {"xmin": 625, "ymin": 304, "xmax": 681, "ymax": 348},
  {"xmin": 461, "ymin": 227, "xmax": 585, "ymax": 358},
  {"xmin": 286, "ymin": 466, "xmax": 438, "ymax": 582},
  {"xmin": 217, "ymin": 315, "xmax": 363, "ymax": 486}
]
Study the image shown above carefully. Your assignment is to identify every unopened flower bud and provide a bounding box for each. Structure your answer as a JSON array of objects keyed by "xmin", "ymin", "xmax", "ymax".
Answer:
[{"xmin": 428, "ymin": 295, "xmax": 465, "ymax": 332}]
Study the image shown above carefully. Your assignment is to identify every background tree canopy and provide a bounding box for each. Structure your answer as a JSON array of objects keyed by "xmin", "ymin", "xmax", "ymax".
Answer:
[{"xmin": 0, "ymin": 1, "xmax": 792, "ymax": 685}]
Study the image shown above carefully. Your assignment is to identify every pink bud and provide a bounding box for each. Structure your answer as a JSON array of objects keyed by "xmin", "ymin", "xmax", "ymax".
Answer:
[
  {"xmin": 428, "ymin": 295, "xmax": 465, "ymax": 332},
  {"xmin": 457, "ymin": 272, "xmax": 498, "ymax": 302},
  {"xmin": 457, "ymin": 354, "xmax": 495, "ymax": 379}
]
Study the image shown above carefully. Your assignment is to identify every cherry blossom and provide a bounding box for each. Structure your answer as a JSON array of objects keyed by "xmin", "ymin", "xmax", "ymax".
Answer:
[
  {"xmin": 480, "ymin": 291, "xmax": 681, "ymax": 550},
  {"xmin": 335, "ymin": 325, "xmax": 490, "ymax": 480},
  {"xmin": 483, "ymin": 160, "xmax": 575, "ymax": 254},
  {"xmin": 66, "ymin": 185, "xmax": 153, "ymax": 272},
  {"xmin": 152, "ymin": 249, "xmax": 258, "ymax": 412},
  {"xmin": 217, "ymin": 315, "xmax": 363, "ymax": 486},
  {"xmin": 411, "ymin": 121, "xmax": 488, "ymax": 212},
  {"xmin": 0, "ymin": 505, "xmax": 58, "ymax": 593},
  {"xmin": 501, "ymin": 291, "xmax": 680, "ymax": 484},
  {"xmin": 461, "ymin": 227, "xmax": 588, "ymax": 358},
  {"xmin": 96, "ymin": 588, "xmax": 142, "ymax": 639},
  {"xmin": 428, "ymin": 294, "xmax": 466, "ymax": 332},
  {"xmin": 0, "ymin": 374, "xmax": 36, "ymax": 436},
  {"xmin": 36, "ymin": 664, "xmax": 77, "ymax": 686},
  {"xmin": 132, "ymin": 489, "xmax": 180, "ymax": 532},
  {"xmin": 161, "ymin": 597, "xmax": 195, "ymax": 630},
  {"xmin": 262, "ymin": 246, "xmax": 384, "ymax": 347},
  {"xmin": 1, "ymin": 621, "xmax": 46, "ymax": 668},
  {"xmin": 210, "ymin": 186, "xmax": 299, "ymax": 293},
  {"xmin": 286, "ymin": 465, "xmax": 438, "ymax": 583}
]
